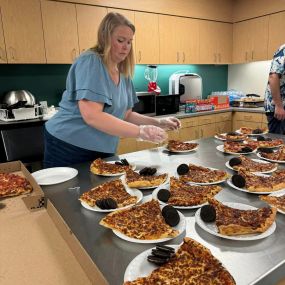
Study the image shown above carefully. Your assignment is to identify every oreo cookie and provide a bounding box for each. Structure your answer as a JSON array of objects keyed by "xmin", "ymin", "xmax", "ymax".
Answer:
[
  {"xmin": 227, "ymin": 131, "xmax": 238, "ymax": 136},
  {"xmin": 264, "ymin": 137, "xmax": 273, "ymax": 141},
  {"xmin": 177, "ymin": 164, "xmax": 189, "ymax": 175},
  {"xmin": 259, "ymin": 148, "xmax": 274, "ymax": 153},
  {"xmin": 115, "ymin": 161, "xmax": 124, "ymax": 166},
  {"xmin": 95, "ymin": 198, "xmax": 117, "ymax": 209},
  {"xmin": 139, "ymin": 167, "xmax": 157, "ymax": 176},
  {"xmin": 241, "ymin": 146, "xmax": 253, "ymax": 153},
  {"xmin": 157, "ymin": 189, "xmax": 170, "ymax": 202},
  {"xmin": 231, "ymin": 174, "xmax": 246, "ymax": 188},
  {"xmin": 120, "ymin": 158, "xmax": 129, "ymax": 166},
  {"xmin": 162, "ymin": 205, "xmax": 180, "ymax": 227},
  {"xmin": 229, "ymin": 157, "xmax": 242, "ymax": 167},
  {"xmin": 147, "ymin": 255, "xmax": 169, "ymax": 265},
  {"xmin": 156, "ymin": 245, "xmax": 175, "ymax": 254},
  {"xmin": 256, "ymin": 136, "xmax": 266, "ymax": 141},
  {"xmin": 200, "ymin": 205, "xmax": 216, "ymax": 223},
  {"xmin": 252, "ymin": 128, "xmax": 263, "ymax": 134},
  {"xmin": 151, "ymin": 249, "xmax": 173, "ymax": 258}
]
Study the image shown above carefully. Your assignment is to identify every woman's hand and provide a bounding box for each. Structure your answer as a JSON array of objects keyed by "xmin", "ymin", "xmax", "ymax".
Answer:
[
  {"xmin": 138, "ymin": 125, "xmax": 168, "ymax": 143},
  {"xmin": 158, "ymin": 117, "xmax": 181, "ymax": 130}
]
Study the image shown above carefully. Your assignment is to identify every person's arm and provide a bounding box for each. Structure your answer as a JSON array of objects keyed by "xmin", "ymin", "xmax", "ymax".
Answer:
[
  {"xmin": 78, "ymin": 100, "xmax": 167, "ymax": 142},
  {"xmin": 124, "ymin": 110, "xmax": 181, "ymax": 130},
  {"xmin": 269, "ymin": 73, "xmax": 285, "ymax": 120}
]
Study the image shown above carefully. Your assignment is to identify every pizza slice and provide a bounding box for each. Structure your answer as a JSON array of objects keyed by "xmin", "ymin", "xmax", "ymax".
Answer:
[
  {"xmin": 208, "ymin": 198, "xmax": 277, "ymax": 236},
  {"xmin": 79, "ymin": 179, "xmax": 137, "ymax": 208},
  {"xmin": 260, "ymin": 194, "xmax": 285, "ymax": 212},
  {"xmin": 216, "ymin": 132, "xmax": 248, "ymax": 141},
  {"xmin": 224, "ymin": 141, "xmax": 257, "ymax": 153},
  {"xmin": 259, "ymin": 145, "xmax": 285, "ymax": 161},
  {"xmin": 100, "ymin": 200, "xmax": 179, "ymax": 240},
  {"xmin": 123, "ymin": 237, "xmax": 236, "ymax": 285},
  {"xmin": 167, "ymin": 139, "xmax": 198, "ymax": 152},
  {"xmin": 90, "ymin": 158, "xmax": 131, "ymax": 175},
  {"xmin": 125, "ymin": 169, "xmax": 168, "ymax": 188},
  {"xmin": 179, "ymin": 164, "xmax": 229, "ymax": 184},
  {"xmin": 230, "ymin": 155, "xmax": 277, "ymax": 172},
  {"xmin": 0, "ymin": 172, "xmax": 33, "ymax": 198},
  {"xmin": 237, "ymin": 169, "xmax": 285, "ymax": 192},
  {"xmin": 167, "ymin": 177, "xmax": 222, "ymax": 206},
  {"xmin": 239, "ymin": 126, "xmax": 268, "ymax": 135}
]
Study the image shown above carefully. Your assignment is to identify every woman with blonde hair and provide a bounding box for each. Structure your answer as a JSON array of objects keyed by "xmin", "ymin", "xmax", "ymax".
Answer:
[{"xmin": 44, "ymin": 12, "xmax": 180, "ymax": 167}]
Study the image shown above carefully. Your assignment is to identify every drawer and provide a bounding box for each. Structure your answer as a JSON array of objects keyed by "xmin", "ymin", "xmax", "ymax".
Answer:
[
  {"xmin": 198, "ymin": 114, "xmax": 216, "ymax": 125},
  {"xmin": 234, "ymin": 112, "xmax": 263, "ymax": 122},
  {"xmin": 216, "ymin": 112, "xmax": 231, "ymax": 122},
  {"xmin": 180, "ymin": 117, "xmax": 198, "ymax": 128}
]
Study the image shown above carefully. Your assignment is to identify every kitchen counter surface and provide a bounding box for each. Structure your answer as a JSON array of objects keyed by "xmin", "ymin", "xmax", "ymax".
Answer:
[{"xmin": 42, "ymin": 134, "xmax": 285, "ymax": 285}]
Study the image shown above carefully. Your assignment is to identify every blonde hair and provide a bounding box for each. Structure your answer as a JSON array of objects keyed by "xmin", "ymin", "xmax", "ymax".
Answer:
[{"xmin": 93, "ymin": 12, "xmax": 135, "ymax": 78}]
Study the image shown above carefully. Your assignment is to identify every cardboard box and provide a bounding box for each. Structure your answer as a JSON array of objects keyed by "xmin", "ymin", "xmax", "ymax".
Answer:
[
  {"xmin": 209, "ymin": 95, "xmax": 230, "ymax": 110},
  {"xmin": 0, "ymin": 160, "xmax": 45, "ymax": 211}
]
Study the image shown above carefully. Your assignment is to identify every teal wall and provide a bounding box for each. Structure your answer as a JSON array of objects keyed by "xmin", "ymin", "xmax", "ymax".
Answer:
[{"xmin": 0, "ymin": 64, "xmax": 228, "ymax": 106}]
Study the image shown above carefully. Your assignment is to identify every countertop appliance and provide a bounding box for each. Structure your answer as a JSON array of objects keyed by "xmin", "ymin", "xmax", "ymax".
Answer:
[
  {"xmin": 169, "ymin": 71, "xmax": 202, "ymax": 103},
  {"xmin": 2, "ymin": 90, "xmax": 36, "ymax": 108},
  {"xmin": 133, "ymin": 91, "xmax": 156, "ymax": 116},
  {"xmin": 155, "ymin": 94, "xmax": 180, "ymax": 116}
]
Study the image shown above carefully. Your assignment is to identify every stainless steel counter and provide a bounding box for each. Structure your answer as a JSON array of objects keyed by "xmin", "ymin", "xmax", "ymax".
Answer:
[{"xmin": 42, "ymin": 135, "xmax": 285, "ymax": 285}]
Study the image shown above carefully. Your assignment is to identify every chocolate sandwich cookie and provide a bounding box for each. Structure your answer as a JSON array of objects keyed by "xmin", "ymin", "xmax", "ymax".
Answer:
[
  {"xmin": 147, "ymin": 255, "xmax": 169, "ymax": 265},
  {"xmin": 200, "ymin": 205, "xmax": 216, "ymax": 223},
  {"xmin": 231, "ymin": 174, "xmax": 246, "ymax": 188},
  {"xmin": 177, "ymin": 164, "xmax": 189, "ymax": 175},
  {"xmin": 157, "ymin": 189, "xmax": 170, "ymax": 202},
  {"xmin": 162, "ymin": 205, "xmax": 180, "ymax": 227},
  {"xmin": 229, "ymin": 157, "xmax": 242, "ymax": 167}
]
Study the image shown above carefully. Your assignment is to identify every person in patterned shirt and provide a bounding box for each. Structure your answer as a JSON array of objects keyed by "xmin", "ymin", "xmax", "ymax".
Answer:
[{"xmin": 264, "ymin": 44, "xmax": 285, "ymax": 134}]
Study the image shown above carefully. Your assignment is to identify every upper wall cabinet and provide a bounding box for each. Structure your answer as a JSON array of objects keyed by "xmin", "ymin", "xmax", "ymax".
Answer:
[
  {"xmin": 159, "ymin": 15, "xmax": 199, "ymax": 64},
  {"xmin": 233, "ymin": 16, "xmax": 269, "ymax": 63},
  {"xmin": 134, "ymin": 12, "xmax": 159, "ymax": 64},
  {"xmin": 1, "ymin": 0, "xmax": 45, "ymax": 63},
  {"xmin": 41, "ymin": 0, "xmax": 79, "ymax": 63},
  {"xmin": 199, "ymin": 21, "xmax": 232, "ymax": 64},
  {"xmin": 268, "ymin": 12, "xmax": 285, "ymax": 58},
  {"xmin": 0, "ymin": 9, "xmax": 7, "ymax": 63},
  {"xmin": 77, "ymin": 5, "xmax": 107, "ymax": 54}
]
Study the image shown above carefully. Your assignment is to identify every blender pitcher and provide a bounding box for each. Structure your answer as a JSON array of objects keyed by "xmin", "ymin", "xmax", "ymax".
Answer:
[{"xmin": 144, "ymin": 65, "xmax": 161, "ymax": 94}]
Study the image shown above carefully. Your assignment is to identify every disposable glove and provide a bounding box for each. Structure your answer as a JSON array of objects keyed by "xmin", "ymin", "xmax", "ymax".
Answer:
[
  {"xmin": 138, "ymin": 125, "xmax": 168, "ymax": 143},
  {"xmin": 158, "ymin": 117, "xmax": 181, "ymax": 130}
]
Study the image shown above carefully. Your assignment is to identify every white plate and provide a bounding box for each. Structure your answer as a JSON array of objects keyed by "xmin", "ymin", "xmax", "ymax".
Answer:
[
  {"xmin": 93, "ymin": 161, "xmax": 136, "ymax": 177},
  {"xmin": 80, "ymin": 186, "xmax": 143, "ymax": 213},
  {"xmin": 256, "ymin": 152, "xmax": 285, "ymax": 164},
  {"xmin": 216, "ymin": 144, "xmax": 256, "ymax": 155},
  {"xmin": 226, "ymin": 176, "xmax": 285, "ymax": 195},
  {"xmin": 236, "ymin": 129, "xmax": 268, "ymax": 136},
  {"xmin": 195, "ymin": 202, "xmax": 276, "ymax": 241},
  {"xmin": 121, "ymin": 173, "xmax": 169, "ymax": 190},
  {"xmin": 113, "ymin": 210, "xmax": 186, "ymax": 243},
  {"xmin": 225, "ymin": 159, "xmax": 278, "ymax": 174},
  {"xmin": 124, "ymin": 245, "xmax": 179, "ymax": 282},
  {"xmin": 165, "ymin": 145, "xmax": 199, "ymax": 153},
  {"xmin": 214, "ymin": 133, "xmax": 245, "ymax": 141},
  {"xmin": 32, "ymin": 167, "xmax": 78, "ymax": 185},
  {"xmin": 152, "ymin": 184, "xmax": 207, "ymax": 209},
  {"xmin": 267, "ymin": 190, "xmax": 285, "ymax": 215}
]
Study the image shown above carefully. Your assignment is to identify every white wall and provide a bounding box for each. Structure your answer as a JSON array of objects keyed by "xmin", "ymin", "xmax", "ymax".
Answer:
[{"xmin": 228, "ymin": 60, "xmax": 271, "ymax": 97}]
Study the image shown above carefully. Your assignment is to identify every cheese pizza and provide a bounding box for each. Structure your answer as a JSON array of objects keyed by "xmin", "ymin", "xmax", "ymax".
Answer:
[
  {"xmin": 216, "ymin": 132, "xmax": 248, "ymax": 141},
  {"xmin": 100, "ymin": 200, "xmax": 179, "ymax": 240},
  {"xmin": 167, "ymin": 139, "xmax": 198, "ymax": 152},
  {"xmin": 239, "ymin": 126, "xmax": 268, "ymax": 135},
  {"xmin": 260, "ymin": 194, "xmax": 285, "ymax": 212},
  {"xmin": 90, "ymin": 158, "xmax": 131, "ymax": 175},
  {"xmin": 79, "ymin": 179, "xmax": 137, "ymax": 208},
  {"xmin": 208, "ymin": 198, "xmax": 276, "ymax": 236},
  {"xmin": 259, "ymin": 145, "xmax": 285, "ymax": 161},
  {"xmin": 0, "ymin": 172, "xmax": 33, "ymax": 198},
  {"xmin": 124, "ymin": 237, "xmax": 236, "ymax": 285},
  {"xmin": 223, "ymin": 141, "xmax": 257, "ymax": 153}
]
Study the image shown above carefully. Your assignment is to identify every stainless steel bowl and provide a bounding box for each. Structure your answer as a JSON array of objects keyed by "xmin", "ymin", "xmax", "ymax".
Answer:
[{"xmin": 2, "ymin": 90, "xmax": 36, "ymax": 107}]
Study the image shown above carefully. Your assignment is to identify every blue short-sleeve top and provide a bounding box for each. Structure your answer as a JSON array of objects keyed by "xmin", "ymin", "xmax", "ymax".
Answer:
[
  {"xmin": 45, "ymin": 50, "xmax": 138, "ymax": 153},
  {"xmin": 264, "ymin": 44, "xmax": 285, "ymax": 112}
]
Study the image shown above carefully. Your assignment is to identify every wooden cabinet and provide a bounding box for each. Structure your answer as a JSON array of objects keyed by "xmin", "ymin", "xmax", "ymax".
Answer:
[
  {"xmin": 77, "ymin": 5, "xmax": 107, "ymax": 54},
  {"xmin": 1, "ymin": 0, "xmax": 45, "ymax": 63},
  {"xmin": 268, "ymin": 12, "xmax": 285, "ymax": 58},
  {"xmin": 159, "ymin": 15, "xmax": 199, "ymax": 64},
  {"xmin": 232, "ymin": 112, "xmax": 264, "ymax": 130},
  {"xmin": 41, "ymin": 0, "xmax": 79, "ymax": 63},
  {"xmin": 233, "ymin": 16, "xmax": 269, "ymax": 63},
  {"xmin": 215, "ymin": 112, "xmax": 232, "ymax": 133},
  {"xmin": 197, "ymin": 114, "xmax": 216, "ymax": 138},
  {"xmin": 199, "ymin": 21, "xmax": 232, "ymax": 64},
  {"xmin": 0, "ymin": 8, "xmax": 6, "ymax": 63},
  {"xmin": 179, "ymin": 117, "xmax": 199, "ymax": 141},
  {"xmin": 134, "ymin": 12, "xmax": 159, "ymax": 64}
]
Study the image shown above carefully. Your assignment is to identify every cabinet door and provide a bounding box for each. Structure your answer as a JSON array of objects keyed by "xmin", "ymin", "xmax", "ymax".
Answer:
[
  {"xmin": 1, "ymin": 0, "xmax": 45, "ymax": 63},
  {"xmin": 41, "ymin": 0, "xmax": 79, "ymax": 63},
  {"xmin": 77, "ymin": 5, "xmax": 107, "ymax": 54},
  {"xmin": 0, "ymin": 8, "xmax": 6, "ymax": 63},
  {"xmin": 199, "ymin": 124, "xmax": 216, "ymax": 138},
  {"xmin": 250, "ymin": 16, "xmax": 269, "ymax": 61},
  {"xmin": 135, "ymin": 12, "xmax": 159, "ymax": 64},
  {"xmin": 159, "ymin": 15, "xmax": 178, "ymax": 64},
  {"xmin": 179, "ymin": 126, "xmax": 199, "ymax": 141},
  {"xmin": 178, "ymin": 18, "xmax": 199, "ymax": 64},
  {"xmin": 268, "ymin": 12, "xmax": 285, "ymax": 58},
  {"xmin": 216, "ymin": 22, "xmax": 232, "ymax": 64},
  {"xmin": 233, "ymin": 21, "xmax": 250, "ymax": 63},
  {"xmin": 216, "ymin": 121, "xmax": 232, "ymax": 134}
]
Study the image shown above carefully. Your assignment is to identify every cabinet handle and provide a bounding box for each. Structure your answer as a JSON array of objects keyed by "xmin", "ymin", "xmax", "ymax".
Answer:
[
  {"xmin": 176, "ymin": 52, "xmax": 179, "ymax": 63},
  {"xmin": 138, "ymin": 51, "xmax": 141, "ymax": 62},
  {"xmin": 251, "ymin": 50, "xmax": 254, "ymax": 60},
  {"xmin": 214, "ymin": 53, "xmax": 217, "ymax": 63},
  {"xmin": 245, "ymin": 51, "xmax": 248, "ymax": 61},
  {"xmin": 195, "ymin": 130, "xmax": 199, "ymax": 138},
  {"xmin": 200, "ymin": 129, "xmax": 203, "ymax": 138},
  {"xmin": 182, "ymin": 52, "xmax": 185, "ymax": 63},
  {"xmin": 219, "ymin": 53, "xmax": 221, "ymax": 62}
]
